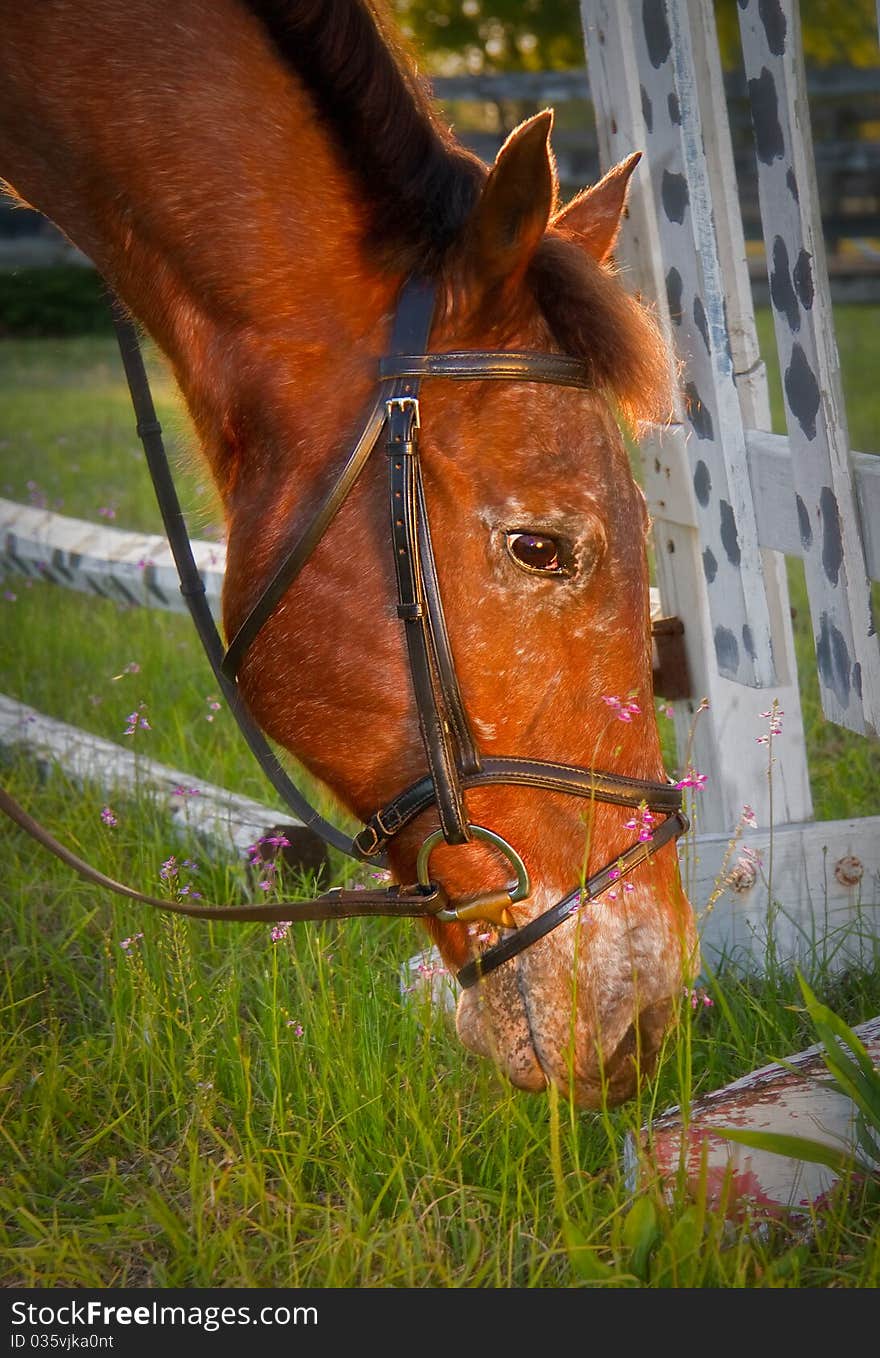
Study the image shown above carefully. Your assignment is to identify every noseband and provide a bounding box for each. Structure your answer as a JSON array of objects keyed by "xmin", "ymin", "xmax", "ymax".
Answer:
[{"xmin": 1, "ymin": 276, "xmax": 687, "ymax": 989}]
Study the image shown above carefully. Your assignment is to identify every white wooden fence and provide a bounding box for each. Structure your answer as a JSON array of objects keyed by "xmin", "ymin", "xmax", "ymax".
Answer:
[{"xmin": 576, "ymin": 0, "xmax": 879, "ymax": 962}]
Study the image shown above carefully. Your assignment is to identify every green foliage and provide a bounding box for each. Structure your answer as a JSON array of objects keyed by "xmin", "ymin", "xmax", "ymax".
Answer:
[
  {"xmin": 0, "ymin": 266, "xmax": 114, "ymax": 337},
  {"xmin": 394, "ymin": 0, "xmax": 880, "ymax": 74},
  {"xmin": 717, "ymin": 0, "xmax": 880, "ymax": 71},
  {"xmin": 393, "ymin": 0, "xmax": 584, "ymax": 73},
  {"xmin": 621, "ymin": 1193, "xmax": 660, "ymax": 1281}
]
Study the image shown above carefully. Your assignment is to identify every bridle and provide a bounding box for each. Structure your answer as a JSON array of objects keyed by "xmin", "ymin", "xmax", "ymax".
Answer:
[{"xmin": 0, "ymin": 275, "xmax": 688, "ymax": 989}]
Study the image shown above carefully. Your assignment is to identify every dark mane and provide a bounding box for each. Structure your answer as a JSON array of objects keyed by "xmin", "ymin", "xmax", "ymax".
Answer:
[
  {"xmin": 243, "ymin": 0, "xmax": 486, "ymax": 270},
  {"xmin": 244, "ymin": 0, "xmax": 670, "ymax": 423},
  {"xmin": 530, "ymin": 235, "xmax": 672, "ymax": 427}
]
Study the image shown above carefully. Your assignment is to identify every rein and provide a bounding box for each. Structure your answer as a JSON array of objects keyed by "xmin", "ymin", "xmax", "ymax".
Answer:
[{"xmin": 0, "ymin": 276, "xmax": 688, "ymax": 988}]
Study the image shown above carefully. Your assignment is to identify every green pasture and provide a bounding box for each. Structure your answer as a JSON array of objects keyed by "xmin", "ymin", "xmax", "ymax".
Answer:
[{"xmin": 0, "ymin": 307, "xmax": 879, "ymax": 1288}]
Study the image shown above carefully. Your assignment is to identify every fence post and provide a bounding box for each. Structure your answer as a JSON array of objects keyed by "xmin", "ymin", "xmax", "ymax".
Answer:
[
  {"xmin": 738, "ymin": 0, "xmax": 880, "ymax": 737},
  {"xmin": 578, "ymin": 0, "xmax": 813, "ymax": 835}
]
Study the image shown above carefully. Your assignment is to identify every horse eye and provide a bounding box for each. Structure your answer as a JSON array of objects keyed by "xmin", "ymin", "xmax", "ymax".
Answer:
[{"xmin": 505, "ymin": 532, "xmax": 570, "ymax": 576}]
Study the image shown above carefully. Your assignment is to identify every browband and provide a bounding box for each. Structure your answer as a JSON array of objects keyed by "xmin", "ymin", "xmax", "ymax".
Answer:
[{"xmin": 379, "ymin": 351, "xmax": 593, "ymax": 388}]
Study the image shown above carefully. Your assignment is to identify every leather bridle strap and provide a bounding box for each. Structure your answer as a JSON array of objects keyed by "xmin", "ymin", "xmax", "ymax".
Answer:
[
  {"xmin": 0, "ymin": 784, "xmax": 447, "ymax": 923},
  {"xmin": 456, "ymin": 809, "xmax": 689, "ymax": 987},
  {"xmin": 220, "ymin": 276, "xmax": 481, "ymax": 850},
  {"xmin": 356, "ymin": 756, "xmax": 684, "ymax": 858},
  {"xmin": 415, "ymin": 472, "xmax": 481, "ymax": 780},
  {"xmin": 219, "ymin": 391, "xmax": 388, "ymax": 684},
  {"xmin": 379, "ymin": 352, "xmax": 594, "ymax": 386},
  {"xmin": 220, "ymin": 278, "xmax": 436, "ymax": 685},
  {"xmin": 383, "ymin": 280, "xmax": 474, "ymax": 845},
  {"xmin": 110, "ymin": 300, "xmax": 364, "ymax": 860},
  {"xmin": 0, "ymin": 781, "xmax": 686, "ymax": 990}
]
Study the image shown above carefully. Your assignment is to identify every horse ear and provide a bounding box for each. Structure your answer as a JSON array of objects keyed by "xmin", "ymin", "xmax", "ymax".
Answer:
[
  {"xmin": 465, "ymin": 109, "xmax": 557, "ymax": 294},
  {"xmin": 551, "ymin": 151, "xmax": 642, "ymax": 263}
]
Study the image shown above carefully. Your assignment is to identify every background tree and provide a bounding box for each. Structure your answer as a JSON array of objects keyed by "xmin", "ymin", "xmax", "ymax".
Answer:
[{"xmin": 393, "ymin": 0, "xmax": 880, "ymax": 74}]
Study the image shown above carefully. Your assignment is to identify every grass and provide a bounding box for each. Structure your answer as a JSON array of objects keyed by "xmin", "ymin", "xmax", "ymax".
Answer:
[
  {"xmin": 2, "ymin": 756, "xmax": 878, "ymax": 1288},
  {"xmin": 1, "ymin": 310, "xmax": 879, "ymax": 1288}
]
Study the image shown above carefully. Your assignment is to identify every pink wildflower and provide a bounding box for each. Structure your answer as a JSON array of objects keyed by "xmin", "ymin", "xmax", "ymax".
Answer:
[
  {"xmin": 624, "ymin": 803, "xmax": 656, "ymax": 842},
  {"xmin": 100, "ymin": 806, "xmax": 118, "ymax": 827},
  {"xmin": 675, "ymin": 767, "xmax": 708, "ymax": 791},
  {"xmin": 684, "ymin": 986, "xmax": 714, "ymax": 1010},
  {"xmin": 756, "ymin": 701, "xmax": 784, "ymax": 744},
  {"xmin": 112, "ymin": 661, "xmax": 141, "ymax": 681},
  {"xmin": 602, "ymin": 694, "xmax": 642, "ymax": 722},
  {"xmin": 123, "ymin": 703, "xmax": 151, "ymax": 736}
]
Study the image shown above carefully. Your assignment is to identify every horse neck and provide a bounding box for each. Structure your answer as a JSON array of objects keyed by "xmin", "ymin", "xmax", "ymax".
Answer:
[{"xmin": 0, "ymin": 1, "xmax": 398, "ymax": 500}]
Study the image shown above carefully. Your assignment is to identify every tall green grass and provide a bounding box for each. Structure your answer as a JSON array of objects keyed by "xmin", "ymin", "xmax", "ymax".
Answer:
[{"xmin": 1, "ymin": 313, "xmax": 879, "ymax": 1288}]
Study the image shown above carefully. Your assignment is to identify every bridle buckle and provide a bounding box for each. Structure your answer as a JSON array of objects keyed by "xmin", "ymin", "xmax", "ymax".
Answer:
[{"xmin": 386, "ymin": 395, "xmax": 421, "ymax": 445}]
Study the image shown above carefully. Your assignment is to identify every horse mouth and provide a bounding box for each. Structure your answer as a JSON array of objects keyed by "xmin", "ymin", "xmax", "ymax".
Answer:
[
  {"xmin": 452, "ymin": 883, "xmax": 694, "ymax": 1109},
  {"xmin": 455, "ymin": 984, "xmax": 674, "ymax": 1107}
]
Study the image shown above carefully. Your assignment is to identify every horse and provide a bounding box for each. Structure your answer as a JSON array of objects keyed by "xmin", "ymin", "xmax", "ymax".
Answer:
[{"xmin": 0, "ymin": 0, "xmax": 698, "ymax": 1109}]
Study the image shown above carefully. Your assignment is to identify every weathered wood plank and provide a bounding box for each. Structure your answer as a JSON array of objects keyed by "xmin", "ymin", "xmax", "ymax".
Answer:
[
  {"xmin": 626, "ymin": 1016, "xmax": 880, "ymax": 1220},
  {"xmin": 651, "ymin": 434, "xmax": 880, "ymax": 579},
  {"xmin": 0, "ymin": 498, "xmax": 225, "ymax": 617},
  {"xmin": 688, "ymin": 814, "xmax": 880, "ymax": 976},
  {"xmin": 748, "ymin": 437, "xmax": 880, "ymax": 580},
  {"xmin": 738, "ymin": 0, "xmax": 880, "ymax": 735},
  {"xmin": 0, "ymin": 692, "xmax": 303, "ymax": 860},
  {"xmin": 633, "ymin": 0, "xmax": 776, "ymax": 688}
]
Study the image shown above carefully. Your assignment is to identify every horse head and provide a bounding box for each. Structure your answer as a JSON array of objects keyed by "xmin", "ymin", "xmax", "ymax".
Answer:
[{"xmin": 0, "ymin": 0, "xmax": 698, "ymax": 1108}]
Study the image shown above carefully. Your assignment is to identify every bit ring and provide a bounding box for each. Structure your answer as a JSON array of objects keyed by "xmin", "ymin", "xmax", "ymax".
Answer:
[{"xmin": 416, "ymin": 823, "xmax": 531, "ymax": 924}]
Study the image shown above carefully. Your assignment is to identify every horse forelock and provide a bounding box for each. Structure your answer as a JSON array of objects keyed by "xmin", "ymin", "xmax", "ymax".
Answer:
[{"xmin": 528, "ymin": 236, "xmax": 674, "ymax": 432}]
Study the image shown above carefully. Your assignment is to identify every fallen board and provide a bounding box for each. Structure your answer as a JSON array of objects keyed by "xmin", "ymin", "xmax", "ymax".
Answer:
[
  {"xmin": 0, "ymin": 692, "xmax": 328, "ymax": 874},
  {"xmin": 625, "ymin": 1015, "xmax": 880, "ymax": 1222}
]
